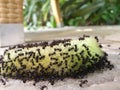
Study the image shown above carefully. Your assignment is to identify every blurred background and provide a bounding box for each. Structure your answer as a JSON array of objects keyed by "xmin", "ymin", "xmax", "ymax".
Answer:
[{"xmin": 23, "ymin": 0, "xmax": 120, "ymax": 30}]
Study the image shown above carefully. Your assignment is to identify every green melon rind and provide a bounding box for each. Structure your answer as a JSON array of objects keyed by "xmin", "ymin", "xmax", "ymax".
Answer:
[{"xmin": 0, "ymin": 36, "xmax": 106, "ymax": 79}]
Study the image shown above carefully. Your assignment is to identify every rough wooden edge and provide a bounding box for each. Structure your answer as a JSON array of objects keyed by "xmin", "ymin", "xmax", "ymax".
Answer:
[{"xmin": 25, "ymin": 25, "xmax": 120, "ymax": 42}]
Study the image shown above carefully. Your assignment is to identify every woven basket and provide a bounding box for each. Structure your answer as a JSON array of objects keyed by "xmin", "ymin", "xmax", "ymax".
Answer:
[{"xmin": 0, "ymin": 0, "xmax": 23, "ymax": 23}]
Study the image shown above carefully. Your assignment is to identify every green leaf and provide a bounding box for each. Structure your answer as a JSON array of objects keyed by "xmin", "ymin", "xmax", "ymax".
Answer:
[{"xmin": 70, "ymin": 0, "xmax": 105, "ymax": 18}]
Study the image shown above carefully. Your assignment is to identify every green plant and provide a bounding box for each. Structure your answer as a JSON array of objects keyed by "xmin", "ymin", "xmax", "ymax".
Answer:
[
  {"xmin": 61, "ymin": 0, "xmax": 120, "ymax": 25},
  {"xmin": 23, "ymin": 0, "xmax": 120, "ymax": 29},
  {"xmin": 90, "ymin": 0, "xmax": 120, "ymax": 25},
  {"xmin": 24, "ymin": 0, "xmax": 51, "ymax": 29},
  {"xmin": 61, "ymin": 0, "xmax": 105, "ymax": 25}
]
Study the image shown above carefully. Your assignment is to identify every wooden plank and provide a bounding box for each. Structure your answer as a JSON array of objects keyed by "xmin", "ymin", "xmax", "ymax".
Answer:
[
  {"xmin": 50, "ymin": 0, "xmax": 63, "ymax": 27},
  {"xmin": 25, "ymin": 26, "xmax": 120, "ymax": 42},
  {"xmin": 1, "ymin": 29, "xmax": 120, "ymax": 90}
]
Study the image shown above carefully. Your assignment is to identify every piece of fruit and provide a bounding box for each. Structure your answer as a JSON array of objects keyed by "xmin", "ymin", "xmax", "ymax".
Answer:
[{"xmin": 0, "ymin": 36, "xmax": 113, "ymax": 80}]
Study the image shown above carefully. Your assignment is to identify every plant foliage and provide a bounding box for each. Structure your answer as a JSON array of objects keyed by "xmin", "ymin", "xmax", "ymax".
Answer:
[{"xmin": 23, "ymin": 0, "xmax": 120, "ymax": 29}]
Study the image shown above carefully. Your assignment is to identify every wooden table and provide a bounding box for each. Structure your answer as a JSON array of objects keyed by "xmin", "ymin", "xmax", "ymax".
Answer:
[{"xmin": 0, "ymin": 28, "xmax": 120, "ymax": 90}]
